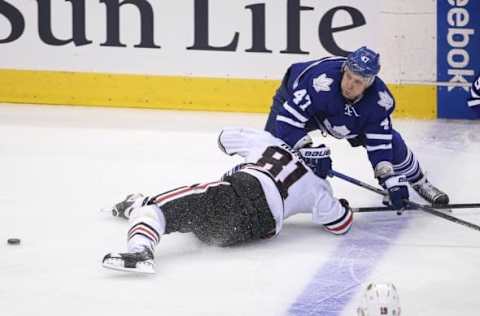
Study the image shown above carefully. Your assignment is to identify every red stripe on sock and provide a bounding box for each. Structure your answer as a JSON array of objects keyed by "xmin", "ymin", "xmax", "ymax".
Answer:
[
  {"xmin": 129, "ymin": 226, "xmax": 159, "ymax": 243},
  {"xmin": 327, "ymin": 211, "xmax": 353, "ymax": 233}
]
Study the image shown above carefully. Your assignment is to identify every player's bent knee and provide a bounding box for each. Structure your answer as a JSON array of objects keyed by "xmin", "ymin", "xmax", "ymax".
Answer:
[
  {"xmin": 129, "ymin": 204, "xmax": 166, "ymax": 235},
  {"xmin": 129, "ymin": 205, "xmax": 160, "ymax": 222}
]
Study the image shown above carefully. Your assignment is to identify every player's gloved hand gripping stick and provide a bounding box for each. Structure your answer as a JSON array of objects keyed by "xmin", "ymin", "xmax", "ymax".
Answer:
[
  {"xmin": 298, "ymin": 144, "xmax": 407, "ymax": 210},
  {"xmin": 298, "ymin": 144, "xmax": 332, "ymax": 179},
  {"xmin": 330, "ymin": 169, "xmax": 480, "ymax": 232}
]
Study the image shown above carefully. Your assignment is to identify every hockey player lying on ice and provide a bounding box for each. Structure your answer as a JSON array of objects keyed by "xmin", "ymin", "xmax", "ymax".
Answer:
[{"xmin": 101, "ymin": 127, "xmax": 387, "ymax": 274}]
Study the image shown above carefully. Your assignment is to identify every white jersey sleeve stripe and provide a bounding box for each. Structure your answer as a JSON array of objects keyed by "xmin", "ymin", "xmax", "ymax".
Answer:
[
  {"xmin": 471, "ymin": 89, "xmax": 480, "ymax": 98},
  {"xmin": 365, "ymin": 133, "xmax": 393, "ymax": 140},
  {"xmin": 366, "ymin": 144, "xmax": 393, "ymax": 152},
  {"xmin": 394, "ymin": 150, "xmax": 413, "ymax": 169},
  {"xmin": 468, "ymin": 99, "xmax": 480, "ymax": 107},
  {"xmin": 283, "ymin": 102, "xmax": 308, "ymax": 123},
  {"xmin": 276, "ymin": 115, "xmax": 306, "ymax": 129}
]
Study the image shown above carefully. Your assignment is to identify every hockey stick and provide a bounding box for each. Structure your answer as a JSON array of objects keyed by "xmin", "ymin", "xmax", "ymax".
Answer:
[
  {"xmin": 354, "ymin": 203, "xmax": 480, "ymax": 213},
  {"xmin": 330, "ymin": 170, "xmax": 480, "ymax": 232},
  {"xmin": 330, "ymin": 170, "xmax": 387, "ymax": 196},
  {"xmin": 330, "ymin": 170, "xmax": 480, "ymax": 212},
  {"xmin": 406, "ymin": 200, "xmax": 480, "ymax": 231}
]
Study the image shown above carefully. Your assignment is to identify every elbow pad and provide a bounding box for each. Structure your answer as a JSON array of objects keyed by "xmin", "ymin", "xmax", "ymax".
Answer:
[{"xmin": 374, "ymin": 161, "xmax": 394, "ymax": 180}]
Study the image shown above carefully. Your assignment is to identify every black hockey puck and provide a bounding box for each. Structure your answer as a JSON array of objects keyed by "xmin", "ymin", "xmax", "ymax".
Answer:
[{"xmin": 7, "ymin": 238, "xmax": 21, "ymax": 245}]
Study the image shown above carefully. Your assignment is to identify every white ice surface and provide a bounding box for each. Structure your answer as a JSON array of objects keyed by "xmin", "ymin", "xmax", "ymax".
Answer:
[{"xmin": 0, "ymin": 104, "xmax": 479, "ymax": 316}]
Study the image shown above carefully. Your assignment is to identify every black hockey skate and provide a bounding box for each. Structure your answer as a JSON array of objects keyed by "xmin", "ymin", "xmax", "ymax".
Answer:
[
  {"xmin": 111, "ymin": 193, "xmax": 145, "ymax": 219},
  {"xmin": 102, "ymin": 247, "xmax": 155, "ymax": 274},
  {"xmin": 412, "ymin": 178, "xmax": 449, "ymax": 205}
]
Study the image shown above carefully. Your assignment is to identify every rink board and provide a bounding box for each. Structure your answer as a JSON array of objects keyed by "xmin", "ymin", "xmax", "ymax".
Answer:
[
  {"xmin": 0, "ymin": 69, "xmax": 436, "ymax": 119},
  {"xmin": 0, "ymin": 0, "xmax": 440, "ymax": 119}
]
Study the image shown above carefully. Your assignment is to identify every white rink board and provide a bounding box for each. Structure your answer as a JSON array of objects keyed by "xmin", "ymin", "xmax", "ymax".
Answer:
[{"xmin": 0, "ymin": 0, "xmax": 434, "ymax": 82}]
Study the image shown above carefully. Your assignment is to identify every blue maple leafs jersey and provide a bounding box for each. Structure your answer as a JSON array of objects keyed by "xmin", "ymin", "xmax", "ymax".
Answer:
[{"xmin": 273, "ymin": 57, "xmax": 396, "ymax": 169}]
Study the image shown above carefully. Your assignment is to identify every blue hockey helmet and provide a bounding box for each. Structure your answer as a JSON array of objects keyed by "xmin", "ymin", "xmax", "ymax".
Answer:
[{"xmin": 345, "ymin": 47, "xmax": 381, "ymax": 79}]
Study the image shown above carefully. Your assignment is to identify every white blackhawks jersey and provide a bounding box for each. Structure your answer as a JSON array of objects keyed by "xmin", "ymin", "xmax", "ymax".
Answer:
[{"xmin": 218, "ymin": 127, "xmax": 345, "ymax": 233}]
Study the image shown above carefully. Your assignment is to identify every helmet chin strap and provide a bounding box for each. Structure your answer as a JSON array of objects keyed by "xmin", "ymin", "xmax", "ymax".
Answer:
[{"xmin": 364, "ymin": 75, "xmax": 375, "ymax": 87}]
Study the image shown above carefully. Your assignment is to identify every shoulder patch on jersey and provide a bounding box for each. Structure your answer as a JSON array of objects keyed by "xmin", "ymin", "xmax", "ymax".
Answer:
[
  {"xmin": 378, "ymin": 91, "xmax": 394, "ymax": 111},
  {"xmin": 313, "ymin": 73, "xmax": 334, "ymax": 93}
]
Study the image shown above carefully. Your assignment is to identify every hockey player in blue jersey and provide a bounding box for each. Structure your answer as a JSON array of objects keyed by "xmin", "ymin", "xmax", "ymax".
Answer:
[
  {"xmin": 468, "ymin": 73, "xmax": 480, "ymax": 118},
  {"xmin": 265, "ymin": 47, "xmax": 449, "ymax": 209}
]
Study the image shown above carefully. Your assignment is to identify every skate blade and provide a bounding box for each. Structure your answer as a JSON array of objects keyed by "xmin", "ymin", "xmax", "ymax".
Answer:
[
  {"xmin": 99, "ymin": 206, "xmax": 111, "ymax": 213},
  {"xmin": 102, "ymin": 259, "xmax": 155, "ymax": 274},
  {"xmin": 99, "ymin": 206, "xmax": 115, "ymax": 215},
  {"xmin": 99, "ymin": 206, "xmax": 126, "ymax": 219}
]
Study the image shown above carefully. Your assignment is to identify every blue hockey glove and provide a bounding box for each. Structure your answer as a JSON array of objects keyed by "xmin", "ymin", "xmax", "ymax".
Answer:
[
  {"xmin": 298, "ymin": 144, "xmax": 332, "ymax": 179},
  {"xmin": 382, "ymin": 175, "xmax": 409, "ymax": 210}
]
